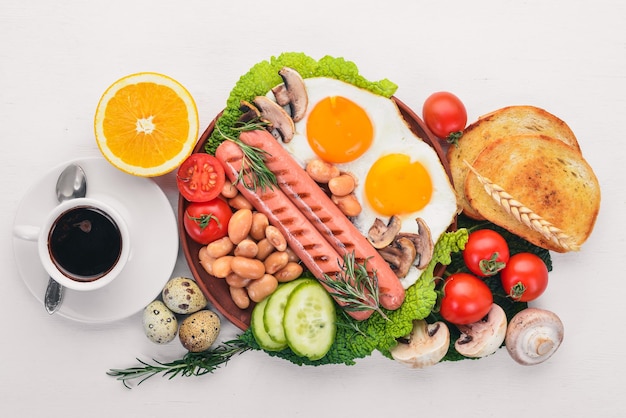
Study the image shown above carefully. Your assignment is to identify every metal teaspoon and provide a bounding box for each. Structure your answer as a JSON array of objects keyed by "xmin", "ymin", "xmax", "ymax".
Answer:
[{"xmin": 44, "ymin": 163, "xmax": 87, "ymax": 314}]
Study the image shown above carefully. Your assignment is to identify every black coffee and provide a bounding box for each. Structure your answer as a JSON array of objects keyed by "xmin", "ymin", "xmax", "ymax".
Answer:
[{"xmin": 48, "ymin": 206, "xmax": 122, "ymax": 281}]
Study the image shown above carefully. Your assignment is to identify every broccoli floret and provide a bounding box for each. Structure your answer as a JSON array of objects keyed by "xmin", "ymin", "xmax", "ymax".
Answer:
[{"xmin": 204, "ymin": 52, "xmax": 398, "ymax": 155}]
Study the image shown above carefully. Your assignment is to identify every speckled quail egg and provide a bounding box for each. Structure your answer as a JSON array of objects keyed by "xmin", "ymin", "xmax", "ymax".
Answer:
[
  {"xmin": 162, "ymin": 276, "xmax": 208, "ymax": 314},
  {"xmin": 178, "ymin": 310, "xmax": 221, "ymax": 352},
  {"xmin": 142, "ymin": 300, "xmax": 178, "ymax": 344}
]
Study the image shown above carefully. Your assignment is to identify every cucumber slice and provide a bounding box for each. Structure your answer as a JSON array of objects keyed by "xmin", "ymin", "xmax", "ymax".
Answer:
[
  {"xmin": 264, "ymin": 279, "xmax": 314, "ymax": 345},
  {"xmin": 283, "ymin": 281, "xmax": 337, "ymax": 361},
  {"xmin": 251, "ymin": 296, "xmax": 287, "ymax": 351}
]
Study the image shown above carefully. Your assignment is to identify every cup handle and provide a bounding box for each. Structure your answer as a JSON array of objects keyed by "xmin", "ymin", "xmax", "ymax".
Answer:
[{"xmin": 13, "ymin": 225, "xmax": 41, "ymax": 241}]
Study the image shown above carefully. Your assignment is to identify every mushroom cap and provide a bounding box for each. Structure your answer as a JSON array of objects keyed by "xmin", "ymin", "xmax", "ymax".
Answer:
[
  {"xmin": 505, "ymin": 308, "xmax": 564, "ymax": 366},
  {"xmin": 379, "ymin": 236, "xmax": 417, "ymax": 278},
  {"xmin": 390, "ymin": 320, "xmax": 450, "ymax": 368},
  {"xmin": 397, "ymin": 217, "xmax": 434, "ymax": 269},
  {"xmin": 272, "ymin": 67, "xmax": 308, "ymax": 122},
  {"xmin": 368, "ymin": 215, "xmax": 402, "ymax": 249},
  {"xmin": 455, "ymin": 303, "xmax": 507, "ymax": 358},
  {"xmin": 252, "ymin": 96, "xmax": 295, "ymax": 143}
]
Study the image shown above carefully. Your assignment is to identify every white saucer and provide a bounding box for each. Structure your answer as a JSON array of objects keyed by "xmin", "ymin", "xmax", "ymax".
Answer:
[{"xmin": 12, "ymin": 157, "xmax": 179, "ymax": 323}]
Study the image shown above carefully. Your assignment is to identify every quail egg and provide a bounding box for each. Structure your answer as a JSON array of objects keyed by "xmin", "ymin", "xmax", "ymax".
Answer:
[
  {"xmin": 162, "ymin": 276, "xmax": 208, "ymax": 314},
  {"xmin": 178, "ymin": 310, "xmax": 221, "ymax": 352},
  {"xmin": 142, "ymin": 300, "xmax": 178, "ymax": 344}
]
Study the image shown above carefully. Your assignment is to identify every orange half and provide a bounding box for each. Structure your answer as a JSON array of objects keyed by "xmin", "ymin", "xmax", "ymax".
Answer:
[{"xmin": 94, "ymin": 72, "xmax": 199, "ymax": 177}]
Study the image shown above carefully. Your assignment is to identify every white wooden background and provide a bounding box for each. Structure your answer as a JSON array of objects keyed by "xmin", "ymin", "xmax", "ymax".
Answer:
[{"xmin": 1, "ymin": 0, "xmax": 624, "ymax": 416}]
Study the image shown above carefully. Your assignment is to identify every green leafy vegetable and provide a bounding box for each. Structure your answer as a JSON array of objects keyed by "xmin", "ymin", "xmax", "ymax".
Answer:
[{"xmin": 204, "ymin": 52, "xmax": 398, "ymax": 155}]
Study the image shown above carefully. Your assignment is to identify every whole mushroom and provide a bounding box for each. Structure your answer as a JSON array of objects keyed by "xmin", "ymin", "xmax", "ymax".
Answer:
[
  {"xmin": 455, "ymin": 303, "xmax": 507, "ymax": 358},
  {"xmin": 505, "ymin": 308, "xmax": 564, "ymax": 366},
  {"xmin": 390, "ymin": 320, "xmax": 450, "ymax": 368}
]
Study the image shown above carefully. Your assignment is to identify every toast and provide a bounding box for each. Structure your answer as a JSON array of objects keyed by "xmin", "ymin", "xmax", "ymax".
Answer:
[
  {"xmin": 464, "ymin": 134, "xmax": 600, "ymax": 252},
  {"xmin": 447, "ymin": 105, "xmax": 581, "ymax": 219}
]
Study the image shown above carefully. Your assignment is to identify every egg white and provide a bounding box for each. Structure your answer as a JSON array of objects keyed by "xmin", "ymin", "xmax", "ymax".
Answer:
[{"xmin": 269, "ymin": 77, "xmax": 458, "ymax": 288}]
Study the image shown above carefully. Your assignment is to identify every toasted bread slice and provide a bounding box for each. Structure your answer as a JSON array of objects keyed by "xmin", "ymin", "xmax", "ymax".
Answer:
[
  {"xmin": 447, "ymin": 105, "xmax": 580, "ymax": 219},
  {"xmin": 465, "ymin": 134, "xmax": 599, "ymax": 252}
]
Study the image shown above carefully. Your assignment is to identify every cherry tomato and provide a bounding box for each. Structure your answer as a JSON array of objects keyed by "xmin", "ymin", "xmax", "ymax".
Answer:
[
  {"xmin": 183, "ymin": 199, "xmax": 232, "ymax": 245},
  {"xmin": 463, "ymin": 229, "xmax": 510, "ymax": 277},
  {"xmin": 439, "ymin": 273, "xmax": 493, "ymax": 325},
  {"xmin": 177, "ymin": 153, "xmax": 226, "ymax": 202},
  {"xmin": 422, "ymin": 91, "xmax": 467, "ymax": 143},
  {"xmin": 500, "ymin": 253, "xmax": 549, "ymax": 302}
]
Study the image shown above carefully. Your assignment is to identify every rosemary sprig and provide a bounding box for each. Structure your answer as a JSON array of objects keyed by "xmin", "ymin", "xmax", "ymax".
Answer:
[
  {"xmin": 107, "ymin": 338, "xmax": 251, "ymax": 389},
  {"xmin": 335, "ymin": 308, "xmax": 367, "ymax": 337},
  {"xmin": 215, "ymin": 120, "xmax": 277, "ymax": 192},
  {"xmin": 321, "ymin": 252, "xmax": 388, "ymax": 321}
]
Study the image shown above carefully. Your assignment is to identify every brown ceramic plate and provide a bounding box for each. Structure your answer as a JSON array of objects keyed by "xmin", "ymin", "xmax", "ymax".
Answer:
[{"xmin": 179, "ymin": 97, "xmax": 454, "ymax": 331}]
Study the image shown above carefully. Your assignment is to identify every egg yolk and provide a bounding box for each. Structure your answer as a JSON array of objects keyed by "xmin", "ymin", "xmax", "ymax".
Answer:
[
  {"xmin": 365, "ymin": 153, "xmax": 433, "ymax": 216},
  {"xmin": 306, "ymin": 96, "xmax": 373, "ymax": 163}
]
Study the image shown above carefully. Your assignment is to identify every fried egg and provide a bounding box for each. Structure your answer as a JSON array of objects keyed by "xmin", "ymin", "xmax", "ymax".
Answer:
[{"xmin": 269, "ymin": 77, "xmax": 458, "ymax": 288}]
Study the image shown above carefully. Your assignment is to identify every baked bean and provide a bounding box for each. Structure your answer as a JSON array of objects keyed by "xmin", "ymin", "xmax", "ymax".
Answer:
[
  {"xmin": 199, "ymin": 256, "xmax": 216, "ymax": 276},
  {"xmin": 332, "ymin": 193, "xmax": 362, "ymax": 217},
  {"xmin": 285, "ymin": 247, "xmax": 300, "ymax": 263},
  {"xmin": 306, "ymin": 159, "xmax": 340, "ymax": 183},
  {"xmin": 246, "ymin": 274, "xmax": 279, "ymax": 303},
  {"xmin": 328, "ymin": 174, "xmax": 356, "ymax": 197},
  {"xmin": 225, "ymin": 272, "xmax": 252, "ymax": 288},
  {"xmin": 228, "ymin": 208, "xmax": 253, "ymax": 244},
  {"xmin": 263, "ymin": 251, "xmax": 289, "ymax": 275},
  {"xmin": 231, "ymin": 256, "xmax": 265, "ymax": 280},
  {"xmin": 255, "ymin": 238, "xmax": 275, "ymax": 261},
  {"xmin": 199, "ymin": 245, "xmax": 211, "ymax": 261},
  {"xmin": 229, "ymin": 286, "xmax": 250, "ymax": 309},
  {"xmin": 265, "ymin": 225, "xmax": 287, "ymax": 251},
  {"xmin": 250, "ymin": 212, "xmax": 269, "ymax": 241},
  {"xmin": 228, "ymin": 194, "xmax": 254, "ymax": 211},
  {"xmin": 221, "ymin": 181, "xmax": 239, "ymax": 199},
  {"xmin": 274, "ymin": 262, "xmax": 304, "ymax": 282},
  {"xmin": 205, "ymin": 236, "xmax": 234, "ymax": 258},
  {"xmin": 212, "ymin": 255, "xmax": 234, "ymax": 278},
  {"xmin": 234, "ymin": 238, "xmax": 259, "ymax": 258}
]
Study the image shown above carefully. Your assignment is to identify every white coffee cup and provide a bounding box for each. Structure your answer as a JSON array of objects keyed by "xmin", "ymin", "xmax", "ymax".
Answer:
[{"xmin": 13, "ymin": 197, "xmax": 130, "ymax": 291}]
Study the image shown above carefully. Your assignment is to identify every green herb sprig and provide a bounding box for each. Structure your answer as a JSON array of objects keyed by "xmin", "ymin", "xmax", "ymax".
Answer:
[
  {"xmin": 215, "ymin": 120, "xmax": 277, "ymax": 192},
  {"xmin": 107, "ymin": 339, "xmax": 251, "ymax": 389},
  {"xmin": 321, "ymin": 252, "xmax": 388, "ymax": 321}
]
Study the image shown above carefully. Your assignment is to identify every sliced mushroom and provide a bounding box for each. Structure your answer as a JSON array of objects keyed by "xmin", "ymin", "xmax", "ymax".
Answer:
[
  {"xmin": 367, "ymin": 215, "xmax": 402, "ymax": 249},
  {"xmin": 455, "ymin": 304, "xmax": 507, "ymax": 358},
  {"xmin": 390, "ymin": 320, "xmax": 450, "ymax": 368},
  {"xmin": 238, "ymin": 100, "xmax": 262, "ymax": 123},
  {"xmin": 271, "ymin": 67, "xmax": 308, "ymax": 122},
  {"xmin": 505, "ymin": 308, "xmax": 564, "ymax": 366},
  {"xmin": 396, "ymin": 218, "xmax": 434, "ymax": 269},
  {"xmin": 251, "ymin": 96, "xmax": 296, "ymax": 143},
  {"xmin": 379, "ymin": 237, "xmax": 417, "ymax": 278}
]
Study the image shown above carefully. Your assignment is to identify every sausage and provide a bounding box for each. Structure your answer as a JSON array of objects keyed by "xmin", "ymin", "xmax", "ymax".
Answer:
[
  {"xmin": 215, "ymin": 139, "xmax": 372, "ymax": 321},
  {"xmin": 238, "ymin": 129, "xmax": 406, "ymax": 310}
]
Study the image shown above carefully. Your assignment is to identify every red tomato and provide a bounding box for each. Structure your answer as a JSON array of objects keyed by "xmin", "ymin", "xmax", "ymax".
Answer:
[
  {"xmin": 440, "ymin": 273, "xmax": 493, "ymax": 325},
  {"xmin": 183, "ymin": 199, "xmax": 232, "ymax": 245},
  {"xmin": 422, "ymin": 91, "xmax": 467, "ymax": 143},
  {"xmin": 177, "ymin": 153, "xmax": 226, "ymax": 202},
  {"xmin": 500, "ymin": 253, "xmax": 549, "ymax": 302},
  {"xmin": 463, "ymin": 229, "xmax": 510, "ymax": 277}
]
